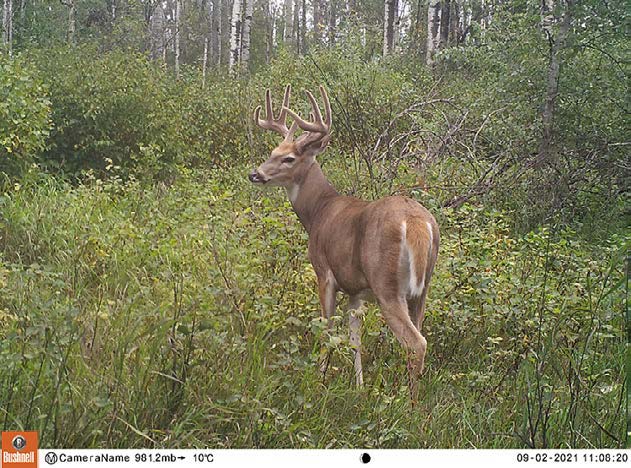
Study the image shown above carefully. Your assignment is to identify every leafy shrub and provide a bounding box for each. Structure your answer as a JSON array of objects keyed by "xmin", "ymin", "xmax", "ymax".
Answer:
[
  {"xmin": 0, "ymin": 53, "xmax": 52, "ymax": 178},
  {"xmin": 32, "ymin": 47, "xmax": 187, "ymax": 178}
]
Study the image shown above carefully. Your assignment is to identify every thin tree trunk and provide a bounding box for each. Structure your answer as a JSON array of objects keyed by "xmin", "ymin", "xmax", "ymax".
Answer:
[
  {"xmin": 271, "ymin": 3, "xmax": 278, "ymax": 48},
  {"xmin": 162, "ymin": 22, "xmax": 167, "ymax": 63},
  {"xmin": 449, "ymin": 0, "xmax": 460, "ymax": 44},
  {"xmin": 409, "ymin": 0, "xmax": 423, "ymax": 55},
  {"xmin": 19, "ymin": 0, "xmax": 25, "ymax": 25},
  {"xmin": 393, "ymin": 0, "xmax": 400, "ymax": 50},
  {"xmin": 282, "ymin": 0, "xmax": 292, "ymax": 45},
  {"xmin": 68, "ymin": 0, "xmax": 75, "ymax": 45},
  {"xmin": 538, "ymin": 0, "xmax": 573, "ymax": 164},
  {"xmin": 240, "ymin": 0, "xmax": 252, "ymax": 69},
  {"xmin": 150, "ymin": 1, "xmax": 166, "ymax": 60},
  {"xmin": 208, "ymin": 0, "xmax": 215, "ymax": 63},
  {"xmin": 264, "ymin": 0, "xmax": 272, "ymax": 62},
  {"xmin": 426, "ymin": 0, "xmax": 441, "ymax": 66},
  {"xmin": 293, "ymin": 0, "xmax": 300, "ymax": 52},
  {"xmin": 440, "ymin": 0, "xmax": 450, "ymax": 46},
  {"xmin": 175, "ymin": 0, "xmax": 181, "ymax": 77},
  {"xmin": 313, "ymin": 0, "xmax": 323, "ymax": 44},
  {"xmin": 214, "ymin": 0, "xmax": 222, "ymax": 66},
  {"xmin": 202, "ymin": 37, "xmax": 208, "ymax": 87},
  {"xmin": 228, "ymin": 0, "xmax": 242, "ymax": 70},
  {"xmin": 463, "ymin": 0, "xmax": 472, "ymax": 43},
  {"xmin": 59, "ymin": 0, "xmax": 76, "ymax": 46},
  {"xmin": 2, "ymin": 0, "xmax": 12, "ymax": 54},
  {"xmin": 383, "ymin": 0, "xmax": 395, "ymax": 56},
  {"xmin": 328, "ymin": 0, "xmax": 336, "ymax": 46},
  {"xmin": 300, "ymin": 0, "xmax": 306, "ymax": 53}
]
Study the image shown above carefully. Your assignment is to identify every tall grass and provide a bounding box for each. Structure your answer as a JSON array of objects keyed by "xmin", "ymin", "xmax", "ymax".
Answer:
[{"xmin": 0, "ymin": 165, "xmax": 627, "ymax": 448}]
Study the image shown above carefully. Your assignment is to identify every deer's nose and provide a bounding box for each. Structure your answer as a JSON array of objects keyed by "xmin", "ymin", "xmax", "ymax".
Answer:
[{"xmin": 248, "ymin": 170, "xmax": 268, "ymax": 184}]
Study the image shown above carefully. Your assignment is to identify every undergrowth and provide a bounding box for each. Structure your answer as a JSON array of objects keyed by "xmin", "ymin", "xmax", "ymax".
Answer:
[{"xmin": 0, "ymin": 164, "xmax": 626, "ymax": 448}]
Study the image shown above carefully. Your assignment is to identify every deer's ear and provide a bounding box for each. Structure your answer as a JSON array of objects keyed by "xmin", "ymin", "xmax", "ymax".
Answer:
[{"xmin": 296, "ymin": 133, "xmax": 331, "ymax": 158}]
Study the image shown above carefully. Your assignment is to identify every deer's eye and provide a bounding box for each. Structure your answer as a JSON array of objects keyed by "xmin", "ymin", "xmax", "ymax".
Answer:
[{"xmin": 281, "ymin": 156, "xmax": 296, "ymax": 164}]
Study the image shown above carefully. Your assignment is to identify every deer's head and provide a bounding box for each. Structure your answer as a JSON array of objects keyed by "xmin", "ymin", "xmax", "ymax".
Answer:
[{"xmin": 249, "ymin": 85, "xmax": 331, "ymax": 187}]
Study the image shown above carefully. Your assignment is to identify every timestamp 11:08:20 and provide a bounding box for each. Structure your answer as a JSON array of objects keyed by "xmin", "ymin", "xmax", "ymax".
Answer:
[{"xmin": 517, "ymin": 452, "xmax": 629, "ymax": 463}]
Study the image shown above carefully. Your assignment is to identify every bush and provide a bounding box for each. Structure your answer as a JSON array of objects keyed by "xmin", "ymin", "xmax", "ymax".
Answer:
[
  {"xmin": 0, "ymin": 53, "xmax": 52, "ymax": 178},
  {"xmin": 33, "ymin": 47, "xmax": 187, "ymax": 178}
]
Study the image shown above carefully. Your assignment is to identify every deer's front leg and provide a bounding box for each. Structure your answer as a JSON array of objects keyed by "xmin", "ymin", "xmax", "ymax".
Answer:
[
  {"xmin": 317, "ymin": 271, "xmax": 336, "ymax": 375},
  {"xmin": 348, "ymin": 295, "xmax": 364, "ymax": 387}
]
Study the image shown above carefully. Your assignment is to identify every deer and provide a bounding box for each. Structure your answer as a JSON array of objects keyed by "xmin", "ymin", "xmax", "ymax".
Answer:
[{"xmin": 249, "ymin": 85, "xmax": 439, "ymax": 398}]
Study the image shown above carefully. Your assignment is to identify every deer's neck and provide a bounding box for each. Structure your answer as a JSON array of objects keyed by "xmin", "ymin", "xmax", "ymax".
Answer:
[{"xmin": 288, "ymin": 161, "xmax": 338, "ymax": 234}]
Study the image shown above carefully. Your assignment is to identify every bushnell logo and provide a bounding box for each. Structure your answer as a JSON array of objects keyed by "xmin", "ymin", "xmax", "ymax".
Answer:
[{"xmin": 1, "ymin": 431, "xmax": 38, "ymax": 468}]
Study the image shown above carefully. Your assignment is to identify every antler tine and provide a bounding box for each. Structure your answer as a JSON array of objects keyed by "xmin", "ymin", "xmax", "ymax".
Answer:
[
  {"xmin": 254, "ymin": 85, "xmax": 293, "ymax": 137},
  {"xmin": 320, "ymin": 85, "xmax": 332, "ymax": 127},
  {"xmin": 282, "ymin": 86, "xmax": 332, "ymax": 135},
  {"xmin": 278, "ymin": 84, "xmax": 291, "ymax": 122},
  {"xmin": 265, "ymin": 88, "xmax": 274, "ymax": 120},
  {"xmin": 305, "ymin": 91, "xmax": 323, "ymax": 127}
]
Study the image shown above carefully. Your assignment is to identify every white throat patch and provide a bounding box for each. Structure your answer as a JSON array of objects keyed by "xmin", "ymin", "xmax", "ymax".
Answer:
[{"xmin": 287, "ymin": 184, "xmax": 300, "ymax": 203}]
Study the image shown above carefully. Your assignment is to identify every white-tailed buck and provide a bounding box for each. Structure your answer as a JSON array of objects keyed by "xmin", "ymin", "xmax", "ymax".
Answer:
[{"xmin": 249, "ymin": 85, "xmax": 439, "ymax": 397}]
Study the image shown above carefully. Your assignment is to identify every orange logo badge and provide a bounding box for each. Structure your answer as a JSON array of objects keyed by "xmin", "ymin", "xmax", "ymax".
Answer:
[{"xmin": 1, "ymin": 432, "xmax": 38, "ymax": 468}]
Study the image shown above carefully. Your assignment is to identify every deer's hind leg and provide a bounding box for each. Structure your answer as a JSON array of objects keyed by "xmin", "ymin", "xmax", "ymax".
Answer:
[
  {"xmin": 407, "ymin": 289, "xmax": 428, "ymax": 331},
  {"xmin": 379, "ymin": 298, "xmax": 428, "ymax": 400}
]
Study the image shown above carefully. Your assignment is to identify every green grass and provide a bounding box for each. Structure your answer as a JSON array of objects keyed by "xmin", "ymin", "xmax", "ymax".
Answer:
[{"xmin": 0, "ymin": 165, "xmax": 627, "ymax": 448}]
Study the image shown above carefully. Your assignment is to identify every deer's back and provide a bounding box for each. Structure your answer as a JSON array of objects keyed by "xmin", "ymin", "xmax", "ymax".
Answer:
[{"xmin": 308, "ymin": 195, "xmax": 438, "ymax": 297}]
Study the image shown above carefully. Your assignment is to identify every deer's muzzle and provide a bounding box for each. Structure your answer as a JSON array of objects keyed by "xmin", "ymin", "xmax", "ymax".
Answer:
[{"xmin": 248, "ymin": 170, "xmax": 268, "ymax": 184}]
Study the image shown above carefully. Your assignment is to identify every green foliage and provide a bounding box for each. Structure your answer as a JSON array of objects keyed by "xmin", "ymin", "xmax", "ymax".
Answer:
[
  {"xmin": 0, "ymin": 53, "xmax": 52, "ymax": 177},
  {"xmin": 434, "ymin": 2, "xmax": 628, "ymax": 231},
  {"xmin": 0, "ymin": 166, "xmax": 626, "ymax": 448},
  {"xmin": 31, "ymin": 47, "xmax": 186, "ymax": 178}
]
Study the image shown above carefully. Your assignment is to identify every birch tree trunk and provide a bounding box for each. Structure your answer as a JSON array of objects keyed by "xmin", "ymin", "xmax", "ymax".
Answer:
[
  {"xmin": 228, "ymin": 0, "xmax": 242, "ymax": 70},
  {"xmin": 383, "ymin": 0, "xmax": 395, "ymax": 56},
  {"xmin": 426, "ymin": 0, "xmax": 441, "ymax": 66},
  {"xmin": 202, "ymin": 37, "xmax": 208, "ymax": 87},
  {"xmin": 150, "ymin": 1, "xmax": 166, "ymax": 61},
  {"xmin": 463, "ymin": 0, "xmax": 472, "ymax": 42},
  {"xmin": 240, "ymin": 0, "xmax": 253, "ymax": 69},
  {"xmin": 175, "ymin": 0, "xmax": 181, "ymax": 77},
  {"xmin": 283, "ymin": 0, "xmax": 292, "ymax": 44},
  {"xmin": 538, "ymin": 0, "xmax": 573, "ymax": 164},
  {"xmin": 393, "ymin": 0, "xmax": 400, "ymax": 50},
  {"xmin": 2, "ymin": 0, "xmax": 12, "ymax": 54},
  {"xmin": 300, "ymin": 0, "xmax": 306, "ymax": 53}
]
